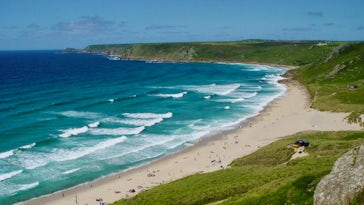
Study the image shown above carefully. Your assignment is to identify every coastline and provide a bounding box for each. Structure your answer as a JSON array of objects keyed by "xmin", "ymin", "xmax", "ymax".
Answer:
[
  {"xmin": 22, "ymin": 78, "xmax": 361, "ymax": 205},
  {"xmin": 90, "ymin": 51, "xmax": 298, "ymax": 69}
]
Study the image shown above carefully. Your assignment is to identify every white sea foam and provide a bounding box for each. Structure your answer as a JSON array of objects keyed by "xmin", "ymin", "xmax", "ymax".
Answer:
[
  {"xmin": 244, "ymin": 64, "xmax": 271, "ymax": 71},
  {"xmin": 123, "ymin": 112, "xmax": 173, "ymax": 119},
  {"xmin": 19, "ymin": 143, "xmax": 36, "ymax": 150},
  {"xmin": 88, "ymin": 121, "xmax": 100, "ymax": 128},
  {"xmin": 62, "ymin": 168, "xmax": 81, "ymax": 175},
  {"xmin": 19, "ymin": 153, "xmax": 48, "ymax": 170},
  {"xmin": 0, "ymin": 150, "xmax": 14, "ymax": 159},
  {"xmin": 213, "ymin": 91, "xmax": 258, "ymax": 103},
  {"xmin": 191, "ymin": 124, "xmax": 212, "ymax": 131},
  {"xmin": 17, "ymin": 181, "xmax": 39, "ymax": 191},
  {"xmin": 103, "ymin": 117, "xmax": 163, "ymax": 127},
  {"xmin": 153, "ymin": 91, "xmax": 187, "ymax": 98},
  {"xmin": 261, "ymin": 74, "xmax": 286, "ymax": 84},
  {"xmin": 214, "ymin": 97, "xmax": 244, "ymax": 103},
  {"xmin": 227, "ymin": 91, "xmax": 258, "ymax": 100},
  {"xmin": 237, "ymin": 83, "xmax": 263, "ymax": 91},
  {"xmin": 59, "ymin": 111, "xmax": 102, "ymax": 119},
  {"xmin": 242, "ymin": 92, "xmax": 258, "ymax": 99},
  {"xmin": 90, "ymin": 126, "xmax": 145, "ymax": 136},
  {"xmin": 219, "ymin": 119, "xmax": 243, "ymax": 130},
  {"xmin": 20, "ymin": 137, "xmax": 127, "ymax": 169},
  {"xmin": 204, "ymin": 95, "xmax": 211, "ymax": 99},
  {"xmin": 0, "ymin": 170, "xmax": 23, "ymax": 181},
  {"xmin": 57, "ymin": 136, "xmax": 127, "ymax": 161},
  {"xmin": 59, "ymin": 126, "xmax": 89, "ymax": 138},
  {"xmin": 98, "ymin": 135, "xmax": 174, "ymax": 160},
  {"xmin": 184, "ymin": 83, "xmax": 241, "ymax": 95},
  {"xmin": 224, "ymin": 106, "xmax": 230, "ymax": 110}
]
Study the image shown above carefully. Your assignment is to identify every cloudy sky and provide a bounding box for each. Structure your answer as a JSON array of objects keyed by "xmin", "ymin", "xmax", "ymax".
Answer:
[{"xmin": 1, "ymin": 0, "xmax": 364, "ymax": 50}]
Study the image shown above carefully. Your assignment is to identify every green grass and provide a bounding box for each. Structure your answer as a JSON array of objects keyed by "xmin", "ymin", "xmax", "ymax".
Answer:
[
  {"xmin": 112, "ymin": 131, "xmax": 364, "ymax": 205},
  {"xmin": 290, "ymin": 42, "xmax": 364, "ymax": 113},
  {"xmin": 84, "ymin": 41, "xmax": 334, "ymax": 66}
]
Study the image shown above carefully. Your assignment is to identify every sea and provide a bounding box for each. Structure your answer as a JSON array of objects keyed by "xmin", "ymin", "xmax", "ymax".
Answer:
[{"xmin": 0, "ymin": 50, "xmax": 287, "ymax": 204}]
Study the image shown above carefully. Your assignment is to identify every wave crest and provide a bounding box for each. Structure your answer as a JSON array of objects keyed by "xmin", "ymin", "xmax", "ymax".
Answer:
[
  {"xmin": 59, "ymin": 126, "xmax": 89, "ymax": 138},
  {"xmin": 19, "ymin": 143, "xmax": 36, "ymax": 150},
  {"xmin": 123, "ymin": 112, "xmax": 173, "ymax": 119},
  {"xmin": 0, "ymin": 170, "xmax": 23, "ymax": 181},
  {"xmin": 90, "ymin": 126, "xmax": 145, "ymax": 136},
  {"xmin": 153, "ymin": 92, "xmax": 187, "ymax": 98},
  {"xmin": 103, "ymin": 117, "xmax": 163, "ymax": 127},
  {"xmin": 57, "ymin": 136, "xmax": 128, "ymax": 161},
  {"xmin": 184, "ymin": 83, "xmax": 240, "ymax": 95},
  {"xmin": 59, "ymin": 111, "xmax": 102, "ymax": 119},
  {"xmin": 0, "ymin": 150, "xmax": 14, "ymax": 159},
  {"xmin": 88, "ymin": 121, "xmax": 100, "ymax": 128},
  {"xmin": 62, "ymin": 168, "xmax": 81, "ymax": 175},
  {"xmin": 17, "ymin": 181, "xmax": 39, "ymax": 191}
]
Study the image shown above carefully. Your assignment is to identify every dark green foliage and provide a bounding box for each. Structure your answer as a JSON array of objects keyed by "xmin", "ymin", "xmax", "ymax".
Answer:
[{"xmin": 350, "ymin": 188, "xmax": 364, "ymax": 205}]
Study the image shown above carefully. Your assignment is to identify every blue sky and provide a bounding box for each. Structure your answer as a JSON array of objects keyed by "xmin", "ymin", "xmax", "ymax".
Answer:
[{"xmin": 1, "ymin": 0, "xmax": 363, "ymax": 50}]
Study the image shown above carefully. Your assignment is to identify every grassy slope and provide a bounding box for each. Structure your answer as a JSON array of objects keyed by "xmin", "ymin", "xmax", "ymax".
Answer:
[
  {"xmin": 290, "ymin": 42, "xmax": 364, "ymax": 114},
  {"xmin": 113, "ymin": 131, "xmax": 364, "ymax": 205},
  {"xmin": 84, "ymin": 41, "xmax": 334, "ymax": 66}
]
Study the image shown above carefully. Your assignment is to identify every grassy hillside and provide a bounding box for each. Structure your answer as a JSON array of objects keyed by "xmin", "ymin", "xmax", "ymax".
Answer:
[
  {"xmin": 84, "ymin": 41, "xmax": 335, "ymax": 66},
  {"xmin": 112, "ymin": 131, "xmax": 364, "ymax": 205},
  {"xmin": 289, "ymin": 42, "xmax": 364, "ymax": 125}
]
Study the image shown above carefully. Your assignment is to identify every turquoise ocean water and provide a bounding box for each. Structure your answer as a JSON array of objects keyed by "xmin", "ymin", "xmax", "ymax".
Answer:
[{"xmin": 0, "ymin": 51, "xmax": 287, "ymax": 204}]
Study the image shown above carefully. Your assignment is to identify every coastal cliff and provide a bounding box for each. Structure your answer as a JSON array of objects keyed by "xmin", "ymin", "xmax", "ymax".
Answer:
[{"xmin": 83, "ymin": 41, "xmax": 335, "ymax": 65}]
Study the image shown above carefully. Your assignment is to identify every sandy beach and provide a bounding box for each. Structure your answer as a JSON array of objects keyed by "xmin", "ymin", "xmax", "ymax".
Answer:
[{"xmin": 23, "ymin": 79, "xmax": 362, "ymax": 205}]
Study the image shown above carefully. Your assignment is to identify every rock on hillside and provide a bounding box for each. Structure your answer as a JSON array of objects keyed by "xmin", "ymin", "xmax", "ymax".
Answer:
[{"xmin": 314, "ymin": 144, "xmax": 364, "ymax": 205}]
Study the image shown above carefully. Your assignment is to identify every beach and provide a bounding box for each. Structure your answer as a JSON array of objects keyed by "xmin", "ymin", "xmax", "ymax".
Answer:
[{"xmin": 23, "ymin": 79, "xmax": 362, "ymax": 205}]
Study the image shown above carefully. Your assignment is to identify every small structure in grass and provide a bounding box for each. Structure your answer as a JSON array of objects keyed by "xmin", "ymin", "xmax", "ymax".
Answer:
[
  {"xmin": 288, "ymin": 138, "xmax": 310, "ymax": 160},
  {"xmin": 347, "ymin": 84, "xmax": 358, "ymax": 89}
]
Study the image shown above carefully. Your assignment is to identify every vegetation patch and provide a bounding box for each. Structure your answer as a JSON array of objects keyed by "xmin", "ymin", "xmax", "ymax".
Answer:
[{"xmin": 112, "ymin": 131, "xmax": 364, "ymax": 205}]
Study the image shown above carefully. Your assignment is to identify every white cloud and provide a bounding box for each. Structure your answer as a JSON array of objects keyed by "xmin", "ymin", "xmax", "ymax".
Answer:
[{"xmin": 52, "ymin": 16, "xmax": 116, "ymax": 35}]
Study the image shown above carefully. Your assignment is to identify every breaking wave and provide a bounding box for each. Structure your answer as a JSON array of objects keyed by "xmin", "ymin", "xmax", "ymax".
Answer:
[
  {"xmin": 0, "ymin": 150, "xmax": 14, "ymax": 159},
  {"xmin": 62, "ymin": 168, "xmax": 81, "ymax": 175},
  {"xmin": 19, "ymin": 143, "xmax": 36, "ymax": 150},
  {"xmin": 58, "ymin": 111, "xmax": 102, "ymax": 119},
  {"xmin": 89, "ymin": 126, "xmax": 145, "ymax": 136},
  {"xmin": 184, "ymin": 83, "xmax": 240, "ymax": 95},
  {"xmin": 59, "ymin": 126, "xmax": 89, "ymax": 138},
  {"xmin": 123, "ymin": 112, "xmax": 173, "ymax": 119},
  {"xmin": 0, "ymin": 170, "xmax": 23, "ymax": 181},
  {"xmin": 153, "ymin": 92, "xmax": 187, "ymax": 98},
  {"xmin": 17, "ymin": 181, "xmax": 39, "ymax": 192},
  {"xmin": 103, "ymin": 117, "xmax": 163, "ymax": 127},
  {"xmin": 88, "ymin": 121, "xmax": 100, "ymax": 128}
]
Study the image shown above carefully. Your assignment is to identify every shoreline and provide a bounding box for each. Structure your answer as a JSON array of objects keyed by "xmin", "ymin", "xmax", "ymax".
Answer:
[{"xmin": 22, "ymin": 78, "xmax": 361, "ymax": 205}]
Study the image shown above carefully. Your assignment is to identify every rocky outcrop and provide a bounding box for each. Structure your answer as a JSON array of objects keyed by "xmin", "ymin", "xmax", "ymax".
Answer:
[{"xmin": 314, "ymin": 144, "xmax": 364, "ymax": 205}]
